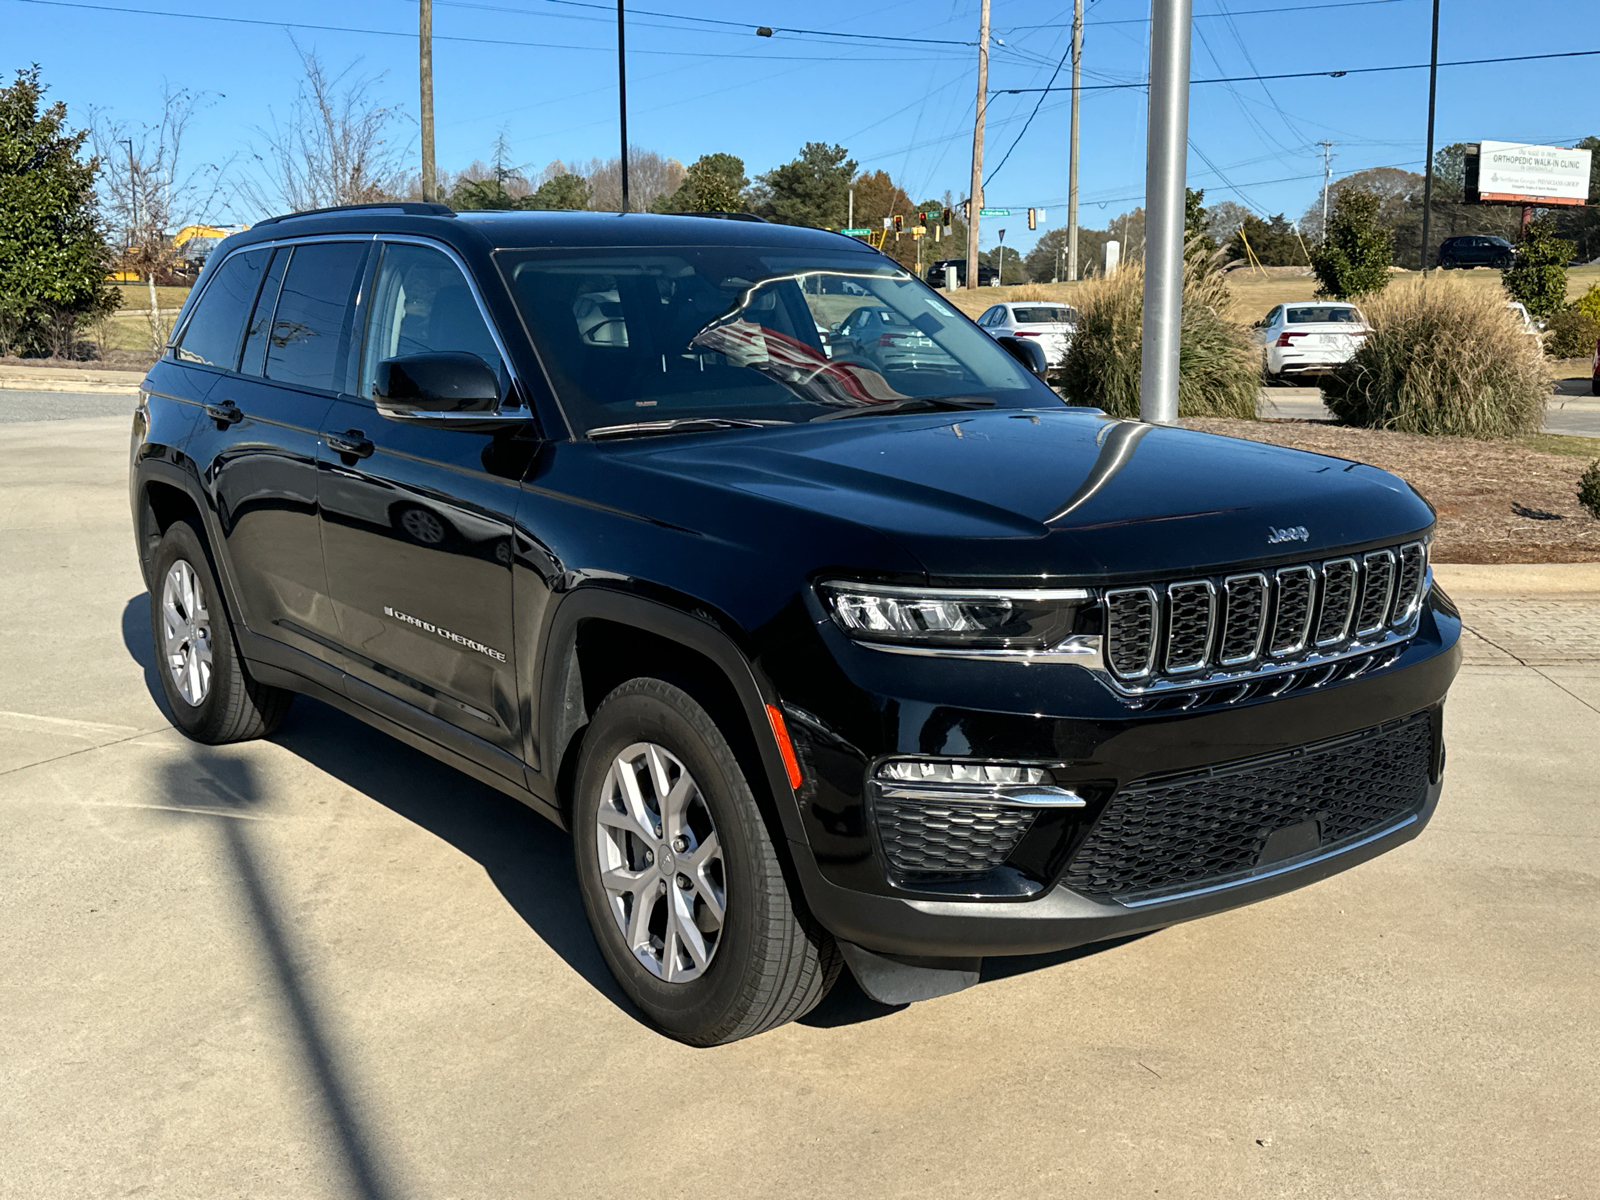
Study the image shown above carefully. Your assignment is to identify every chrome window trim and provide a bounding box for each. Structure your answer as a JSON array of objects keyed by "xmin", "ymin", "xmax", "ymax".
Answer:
[
  {"xmin": 1218, "ymin": 573, "xmax": 1268, "ymax": 666},
  {"xmin": 1103, "ymin": 586, "xmax": 1160, "ymax": 681},
  {"xmin": 1356, "ymin": 549, "xmax": 1397, "ymax": 637},
  {"xmin": 1314, "ymin": 557, "xmax": 1359, "ymax": 647},
  {"xmin": 1269, "ymin": 565, "xmax": 1317, "ymax": 658},
  {"xmin": 1163, "ymin": 579, "xmax": 1217, "ymax": 675}
]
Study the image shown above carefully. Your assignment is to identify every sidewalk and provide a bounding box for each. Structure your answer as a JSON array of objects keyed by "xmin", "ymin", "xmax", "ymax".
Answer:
[
  {"xmin": 1434, "ymin": 563, "xmax": 1600, "ymax": 670},
  {"xmin": 0, "ymin": 363, "xmax": 147, "ymax": 395}
]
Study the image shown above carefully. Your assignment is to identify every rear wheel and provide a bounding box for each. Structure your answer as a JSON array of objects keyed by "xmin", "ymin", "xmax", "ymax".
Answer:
[
  {"xmin": 572, "ymin": 678, "xmax": 840, "ymax": 1045},
  {"xmin": 148, "ymin": 520, "xmax": 292, "ymax": 743}
]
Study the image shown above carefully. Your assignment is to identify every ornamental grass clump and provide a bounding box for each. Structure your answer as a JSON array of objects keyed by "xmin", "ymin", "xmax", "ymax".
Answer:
[
  {"xmin": 1321, "ymin": 278, "xmax": 1548, "ymax": 438},
  {"xmin": 1056, "ymin": 260, "xmax": 1258, "ymax": 419},
  {"xmin": 1580, "ymin": 460, "xmax": 1600, "ymax": 520}
]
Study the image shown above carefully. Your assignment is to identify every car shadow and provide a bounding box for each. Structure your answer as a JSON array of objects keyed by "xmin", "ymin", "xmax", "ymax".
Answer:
[{"xmin": 123, "ymin": 594, "xmax": 1150, "ymax": 1037}]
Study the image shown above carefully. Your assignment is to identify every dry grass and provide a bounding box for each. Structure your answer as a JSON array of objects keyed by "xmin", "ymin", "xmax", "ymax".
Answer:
[
  {"xmin": 1055, "ymin": 261, "xmax": 1259, "ymax": 419},
  {"xmin": 1187, "ymin": 417, "xmax": 1600, "ymax": 562},
  {"xmin": 1322, "ymin": 277, "xmax": 1549, "ymax": 438}
]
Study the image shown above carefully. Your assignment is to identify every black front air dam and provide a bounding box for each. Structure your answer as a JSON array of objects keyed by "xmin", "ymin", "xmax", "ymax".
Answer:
[{"xmin": 791, "ymin": 778, "xmax": 1441, "ymax": 960}]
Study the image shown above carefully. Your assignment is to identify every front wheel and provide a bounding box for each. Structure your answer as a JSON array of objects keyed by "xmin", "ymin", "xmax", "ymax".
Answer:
[{"xmin": 572, "ymin": 678, "xmax": 840, "ymax": 1045}]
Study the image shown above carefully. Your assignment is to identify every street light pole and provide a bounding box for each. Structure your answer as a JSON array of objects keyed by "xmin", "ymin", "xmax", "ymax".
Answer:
[
  {"xmin": 1419, "ymin": 0, "xmax": 1440, "ymax": 272},
  {"xmin": 119, "ymin": 138, "xmax": 136, "ymax": 254},
  {"xmin": 617, "ymin": 0, "xmax": 630, "ymax": 212},
  {"xmin": 1139, "ymin": 0, "xmax": 1193, "ymax": 426}
]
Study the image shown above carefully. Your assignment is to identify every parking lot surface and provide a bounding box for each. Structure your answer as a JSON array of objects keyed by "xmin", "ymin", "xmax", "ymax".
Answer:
[{"xmin": 3, "ymin": 414, "xmax": 1597, "ymax": 1199}]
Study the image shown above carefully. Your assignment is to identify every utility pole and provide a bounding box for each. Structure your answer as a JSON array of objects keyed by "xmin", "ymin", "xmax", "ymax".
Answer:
[
  {"xmin": 1139, "ymin": 0, "xmax": 1193, "ymax": 426},
  {"xmin": 1318, "ymin": 140, "xmax": 1336, "ymax": 240},
  {"xmin": 1419, "ymin": 0, "xmax": 1440, "ymax": 272},
  {"xmin": 617, "ymin": 0, "xmax": 630, "ymax": 212},
  {"xmin": 419, "ymin": 0, "xmax": 436, "ymax": 203},
  {"xmin": 965, "ymin": 0, "xmax": 991, "ymax": 291},
  {"xmin": 1066, "ymin": 0, "xmax": 1084, "ymax": 280}
]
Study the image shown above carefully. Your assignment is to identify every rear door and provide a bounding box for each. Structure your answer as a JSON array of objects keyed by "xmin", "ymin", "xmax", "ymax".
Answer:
[
  {"xmin": 317, "ymin": 240, "xmax": 530, "ymax": 763},
  {"xmin": 180, "ymin": 241, "xmax": 357, "ymax": 660}
]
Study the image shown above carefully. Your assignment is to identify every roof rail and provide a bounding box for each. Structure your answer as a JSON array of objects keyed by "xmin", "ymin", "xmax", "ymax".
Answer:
[
  {"xmin": 664, "ymin": 211, "xmax": 767, "ymax": 223},
  {"xmin": 254, "ymin": 201, "xmax": 455, "ymax": 227}
]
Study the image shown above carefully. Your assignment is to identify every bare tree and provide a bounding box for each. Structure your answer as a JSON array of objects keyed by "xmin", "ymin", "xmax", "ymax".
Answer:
[
  {"xmin": 241, "ymin": 44, "xmax": 409, "ymax": 217},
  {"xmin": 92, "ymin": 85, "xmax": 229, "ymax": 352},
  {"xmin": 581, "ymin": 147, "xmax": 684, "ymax": 212}
]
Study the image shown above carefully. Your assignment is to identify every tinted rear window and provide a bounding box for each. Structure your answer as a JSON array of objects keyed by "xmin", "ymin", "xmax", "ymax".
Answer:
[
  {"xmin": 175, "ymin": 248, "xmax": 270, "ymax": 369},
  {"xmin": 1011, "ymin": 306, "xmax": 1076, "ymax": 324},
  {"xmin": 264, "ymin": 242, "xmax": 368, "ymax": 392},
  {"xmin": 1286, "ymin": 306, "xmax": 1361, "ymax": 324}
]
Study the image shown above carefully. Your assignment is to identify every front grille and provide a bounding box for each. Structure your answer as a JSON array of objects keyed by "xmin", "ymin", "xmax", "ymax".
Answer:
[
  {"xmin": 1061, "ymin": 714, "xmax": 1433, "ymax": 898},
  {"xmin": 1101, "ymin": 540, "xmax": 1427, "ymax": 690},
  {"xmin": 873, "ymin": 797, "xmax": 1036, "ymax": 876}
]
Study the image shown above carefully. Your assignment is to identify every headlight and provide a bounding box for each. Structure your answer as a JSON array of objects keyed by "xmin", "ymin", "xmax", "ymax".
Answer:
[{"xmin": 819, "ymin": 582, "xmax": 1089, "ymax": 649}]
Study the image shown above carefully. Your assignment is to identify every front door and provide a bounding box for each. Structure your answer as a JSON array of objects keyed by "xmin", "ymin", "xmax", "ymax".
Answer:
[{"xmin": 317, "ymin": 241, "xmax": 530, "ymax": 764}]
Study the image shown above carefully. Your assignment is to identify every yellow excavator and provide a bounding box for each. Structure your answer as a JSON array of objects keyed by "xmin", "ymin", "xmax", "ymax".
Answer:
[{"xmin": 109, "ymin": 224, "xmax": 248, "ymax": 282}]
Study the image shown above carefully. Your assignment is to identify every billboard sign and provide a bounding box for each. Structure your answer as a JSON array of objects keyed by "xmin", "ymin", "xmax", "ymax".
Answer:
[{"xmin": 1471, "ymin": 141, "xmax": 1592, "ymax": 206}]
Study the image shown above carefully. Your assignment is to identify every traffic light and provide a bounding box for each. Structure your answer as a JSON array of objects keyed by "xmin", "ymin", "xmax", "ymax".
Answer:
[
  {"xmin": 1027, "ymin": 207, "xmax": 1037, "ymax": 231},
  {"xmin": 892, "ymin": 214, "xmax": 903, "ymax": 234},
  {"xmin": 961, "ymin": 199, "xmax": 970, "ymax": 224},
  {"xmin": 942, "ymin": 207, "xmax": 953, "ymax": 229}
]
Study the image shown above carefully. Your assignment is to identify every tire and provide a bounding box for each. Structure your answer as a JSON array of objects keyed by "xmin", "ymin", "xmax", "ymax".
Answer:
[
  {"xmin": 148, "ymin": 520, "xmax": 293, "ymax": 744},
  {"xmin": 571, "ymin": 678, "xmax": 841, "ymax": 1045}
]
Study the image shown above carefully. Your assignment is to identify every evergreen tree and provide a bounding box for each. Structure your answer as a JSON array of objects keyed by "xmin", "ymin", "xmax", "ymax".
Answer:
[
  {"xmin": 656, "ymin": 153, "xmax": 748, "ymax": 213},
  {"xmin": 1226, "ymin": 212, "xmax": 1305, "ymax": 267},
  {"xmin": 1502, "ymin": 216, "xmax": 1574, "ymax": 321},
  {"xmin": 525, "ymin": 172, "xmax": 589, "ymax": 211},
  {"xmin": 751, "ymin": 142, "xmax": 856, "ymax": 229},
  {"xmin": 1309, "ymin": 189, "xmax": 1392, "ymax": 298},
  {"xmin": 0, "ymin": 66, "xmax": 118, "ymax": 355},
  {"xmin": 1184, "ymin": 187, "xmax": 1218, "ymax": 274}
]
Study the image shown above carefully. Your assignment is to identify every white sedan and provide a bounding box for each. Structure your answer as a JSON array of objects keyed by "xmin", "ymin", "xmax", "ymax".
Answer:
[
  {"xmin": 1255, "ymin": 301, "xmax": 1369, "ymax": 383},
  {"xmin": 974, "ymin": 302, "xmax": 1078, "ymax": 366}
]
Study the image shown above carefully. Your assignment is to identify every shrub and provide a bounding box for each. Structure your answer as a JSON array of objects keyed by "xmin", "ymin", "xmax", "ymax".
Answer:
[
  {"xmin": 1056, "ymin": 260, "xmax": 1259, "ymax": 419},
  {"xmin": 1309, "ymin": 188, "xmax": 1393, "ymax": 299},
  {"xmin": 1581, "ymin": 460, "xmax": 1600, "ymax": 519},
  {"xmin": 1502, "ymin": 216, "xmax": 1573, "ymax": 321},
  {"xmin": 1322, "ymin": 278, "xmax": 1548, "ymax": 437},
  {"xmin": 1570, "ymin": 283, "xmax": 1600, "ymax": 323},
  {"xmin": 1545, "ymin": 309, "xmax": 1600, "ymax": 359}
]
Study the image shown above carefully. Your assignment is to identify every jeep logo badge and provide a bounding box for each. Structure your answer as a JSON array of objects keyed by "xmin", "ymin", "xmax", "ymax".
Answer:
[{"xmin": 1267, "ymin": 525, "xmax": 1310, "ymax": 545}]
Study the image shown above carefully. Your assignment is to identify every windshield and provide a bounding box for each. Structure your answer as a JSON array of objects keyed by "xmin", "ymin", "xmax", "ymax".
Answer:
[
  {"xmin": 496, "ymin": 246, "xmax": 1048, "ymax": 434},
  {"xmin": 1287, "ymin": 305, "xmax": 1362, "ymax": 324}
]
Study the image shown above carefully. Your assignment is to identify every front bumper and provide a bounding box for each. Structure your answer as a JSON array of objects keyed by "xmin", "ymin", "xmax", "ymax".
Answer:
[{"xmin": 767, "ymin": 592, "xmax": 1461, "ymax": 960}]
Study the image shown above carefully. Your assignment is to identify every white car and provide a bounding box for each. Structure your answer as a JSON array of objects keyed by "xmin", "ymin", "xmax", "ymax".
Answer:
[
  {"xmin": 974, "ymin": 302, "xmax": 1078, "ymax": 366},
  {"xmin": 1256, "ymin": 301, "xmax": 1369, "ymax": 383}
]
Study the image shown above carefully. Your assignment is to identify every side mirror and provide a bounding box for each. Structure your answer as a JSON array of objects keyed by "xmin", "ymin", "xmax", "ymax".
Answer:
[
  {"xmin": 996, "ymin": 335, "xmax": 1049, "ymax": 379},
  {"xmin": 375, "ymin": 352, "xmax": 500, "ymax": 417}
]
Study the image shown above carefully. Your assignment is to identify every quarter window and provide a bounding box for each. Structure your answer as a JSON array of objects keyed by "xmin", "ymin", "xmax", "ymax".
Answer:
[
  {"xmin": 263, "ymin": 242, "xmax": 368, "ymax": 392},
  {"xmin": 175, "ymin": 248, "xmax": 271, "ymax": 369},
  {"xmin": 359, "ymin": 243, "xmax": 503, "ymax": 400}
]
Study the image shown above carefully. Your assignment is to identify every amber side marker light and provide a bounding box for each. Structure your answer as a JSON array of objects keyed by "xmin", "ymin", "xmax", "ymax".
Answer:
[{"xmin": 765, "ymin": 704, "xmax": 804, "ymax": 790}]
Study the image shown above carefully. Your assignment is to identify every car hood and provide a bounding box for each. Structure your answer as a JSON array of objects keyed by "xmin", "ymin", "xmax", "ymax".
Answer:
[{"xmin": 621, "ymin": 407, "xmax": 1435, "ymax": 581}]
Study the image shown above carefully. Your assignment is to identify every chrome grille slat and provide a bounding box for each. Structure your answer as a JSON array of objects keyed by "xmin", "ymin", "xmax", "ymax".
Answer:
[
  {"xmin": 1219, "ymin": 574, "xmax": 1268, "ymax": 666},
  {"xmin": 1315, "ymin": 558, "xmax": 1358, "ymax": 647},
  {"xmin": 1269, "ymin": 566, "xmax": 1316, "ymax": 657},
  {"xmin": 1392, "ymin": 542, "xmax": 1427, "ymax": 622},
  {"xmin": 1104, "ymin": 588, "xmax": 1158, "ymax": 680},
  {"xmin": 1164, "ymin": 581, "xmax": 1216, "ymax": 674},
  {"xmin": 1356, "ymin": 550, "xmax": 1396, "ymax": 636}
]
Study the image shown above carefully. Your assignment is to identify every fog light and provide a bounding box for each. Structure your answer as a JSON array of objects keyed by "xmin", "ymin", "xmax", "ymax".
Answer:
[
  {"xmin": 874, "ymin": 759, "xmax": 1085, "ymax": 808},
  {"xmin": 880, "ymin": 760, "xmax": 1049, "ymax": 786}
]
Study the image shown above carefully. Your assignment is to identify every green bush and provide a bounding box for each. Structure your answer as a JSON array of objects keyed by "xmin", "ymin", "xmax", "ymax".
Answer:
[
  {"xmin": 1056, "ymin": 260, "xmax": 1259, "ymax": 419},
  {"xmin": 1569, "ymin": 283, "xmax": 1600, "ymax": 323},
  {"xmin": 1580, "ymin": 460, "xmax": 1600, "ymax": 519},
  {"xmin": 1322, "ymin": 277, "xmax": 1548, "ymax": 438},
  {"xmin": 1310, "ymin": 188, "xmax": 1393, "ymax": 299},
  {"xmin": 1545, "ymin": 309, "xmax": 1600, "ymax": 359},
  {"xmin": 1502, "ymin": 217, "xmax": 1573, "ymax": 321}
]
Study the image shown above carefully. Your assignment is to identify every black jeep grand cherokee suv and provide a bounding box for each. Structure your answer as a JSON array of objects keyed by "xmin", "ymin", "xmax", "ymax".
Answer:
[{"xmin": 130, "ymin": 204, "xmax": 1461, "ymax": 1044}]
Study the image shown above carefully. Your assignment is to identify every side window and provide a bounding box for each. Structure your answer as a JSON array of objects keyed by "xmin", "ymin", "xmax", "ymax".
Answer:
[
  {"xmin": 977, "ymin": 306, "xmax": 999, "ymax": 326},
  {"xmin": 264, "ymin": 241, "xmax": 368, "ymax": 392},
  {"xmin": 1266, "ymin": 305, "xmax": 1283, "ymax": 327},
  {"xmin": 359, "ymin": 242, "xmax": 503, "ymax": 400},
  {"xmin": 239, "ymin": 248, "xmax": 288, "ymax": 377},
  {"xmin": 174, "ymin": 248, "xmax": 270, "ymax": 369}
]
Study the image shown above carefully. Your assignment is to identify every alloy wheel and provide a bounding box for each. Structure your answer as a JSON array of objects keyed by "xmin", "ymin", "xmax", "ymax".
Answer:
[
  {"xmin": 160, "ymin": 559, "xmax": 213, "ymax": 706},
  {"xmin": 594, "ymin": 742, "xmax": 726, "ymax": 983}
]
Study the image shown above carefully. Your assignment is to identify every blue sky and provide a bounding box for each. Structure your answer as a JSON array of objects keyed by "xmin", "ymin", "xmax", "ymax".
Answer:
[{"xmin": 7, "ymin": 0, "xmax": 1597, "ymax": 258}]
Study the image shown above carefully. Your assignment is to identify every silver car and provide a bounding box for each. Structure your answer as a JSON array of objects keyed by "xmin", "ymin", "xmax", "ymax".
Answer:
[{"xmin": 975, "ymin": 302, "xmax": 1078, "ymax": 366}]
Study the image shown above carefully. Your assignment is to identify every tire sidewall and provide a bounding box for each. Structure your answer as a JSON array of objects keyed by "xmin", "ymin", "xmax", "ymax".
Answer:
[
  {"xmin": 149, "ymin": 521, "xmax": 236, "ymax": 739},
  {"xmin": 571, "ymin": 684, "xmax": 775, "ymax": 1041}
]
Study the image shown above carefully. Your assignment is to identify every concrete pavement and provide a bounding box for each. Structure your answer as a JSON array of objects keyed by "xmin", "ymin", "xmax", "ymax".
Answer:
[{"xmin": 3, "ymin": 415, "xmax": 1598, "ymax": 1199}]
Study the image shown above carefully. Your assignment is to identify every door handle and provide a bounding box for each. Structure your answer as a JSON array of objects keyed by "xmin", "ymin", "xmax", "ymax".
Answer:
[
  {"xmin": 325, "ymin": 430, "xmax": 374, "ymax": 459},
  {"xmin": 203, "ymin": 399, "xmax": 243, "ymax": 426}
]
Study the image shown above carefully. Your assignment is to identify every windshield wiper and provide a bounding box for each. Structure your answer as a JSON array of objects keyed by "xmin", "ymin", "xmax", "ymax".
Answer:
[
  {"xmin": 810, "ymin": 396, "xmax": 996, "ymax": 422},
  {"xmin": 586, "ymin": 416, "xmax": 793, "ymax": 440}
]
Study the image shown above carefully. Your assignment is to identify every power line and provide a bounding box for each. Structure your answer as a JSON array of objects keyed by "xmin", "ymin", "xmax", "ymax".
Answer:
[
  {"xmin": 982, "ymin": 19, "xmax": 1078, "ymax": 187},
  {"xmin": 6, "ymin": 0, "xmax": 975, "ymax": 61},
  {"xmin": 995, "ymin": 48, "xmax": 1600, "ymax": 92},
  {"xmin": 1001, "ymin": 0, "xmax": 1418, "ymax": 30}
]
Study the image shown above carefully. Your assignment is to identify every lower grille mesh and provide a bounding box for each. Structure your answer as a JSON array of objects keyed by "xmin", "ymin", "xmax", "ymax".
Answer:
[
  {"xmin": 1061, "ymin": 714, "xmax": 1433, "ymax": 898},
  {"xmin": 874, "ymin": 799, "xmax": 1037, "ymax": 876}
]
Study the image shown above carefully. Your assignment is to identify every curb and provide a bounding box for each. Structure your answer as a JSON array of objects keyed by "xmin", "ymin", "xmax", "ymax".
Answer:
[{"xmin": 1433, "ymin": 562, "xmax": 1600, "ymax": 599}]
